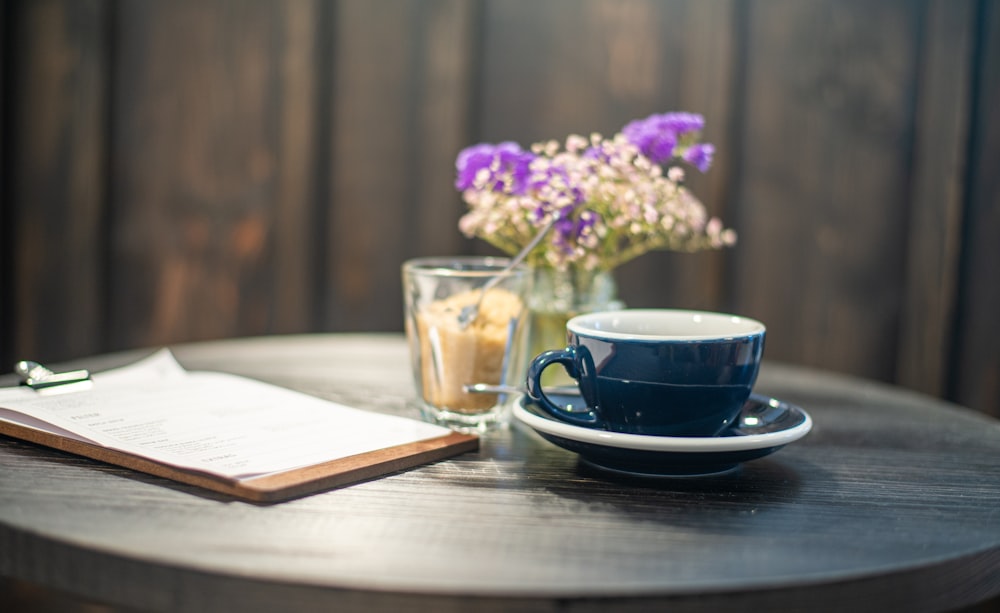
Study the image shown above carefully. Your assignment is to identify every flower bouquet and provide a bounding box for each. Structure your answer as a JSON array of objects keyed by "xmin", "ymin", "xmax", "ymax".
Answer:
[
  {"xmin": 453, "ymin": 112, "xmax": 737, "ymax": 384},
  {"xmin": 455, "ymin": 112, "xmax": 735, "ymax": 273}
]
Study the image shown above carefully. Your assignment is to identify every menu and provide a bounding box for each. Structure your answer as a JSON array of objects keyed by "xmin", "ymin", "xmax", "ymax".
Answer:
[{"xmin": 0, "ymin": 350, "xmax": 477, "ymax": 501}]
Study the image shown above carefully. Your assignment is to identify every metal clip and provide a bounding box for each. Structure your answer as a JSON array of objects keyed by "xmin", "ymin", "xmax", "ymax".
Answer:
[{"xmin": 14, "ymin": 360, "xmax": 92, "ymax": 392}]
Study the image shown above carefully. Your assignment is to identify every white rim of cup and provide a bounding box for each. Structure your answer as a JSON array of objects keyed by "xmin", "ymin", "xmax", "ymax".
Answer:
[{"xmin": 567, "ymin": 309, "xmax": 765, "ymax": 342}]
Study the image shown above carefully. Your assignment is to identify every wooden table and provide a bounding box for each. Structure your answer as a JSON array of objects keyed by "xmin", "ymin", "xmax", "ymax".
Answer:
[{"xmin": 1, "ymin": 334, "xmax": 999, "ymax": 612}]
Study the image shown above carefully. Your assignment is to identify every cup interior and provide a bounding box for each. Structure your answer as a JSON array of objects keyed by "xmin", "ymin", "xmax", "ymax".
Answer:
[{"xmin": 568, "ymin": 309, "xmax": 764, "ymax": 341}]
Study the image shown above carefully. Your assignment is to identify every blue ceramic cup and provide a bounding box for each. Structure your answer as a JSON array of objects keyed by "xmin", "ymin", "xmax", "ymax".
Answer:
[{"xmin": 526, "ymin": 309, "xmax": 766, "ymax": 437}]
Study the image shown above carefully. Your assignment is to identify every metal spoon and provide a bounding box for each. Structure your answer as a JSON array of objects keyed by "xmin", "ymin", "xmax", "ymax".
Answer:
[
  {"xmin": 462, "ymin": 383, "xmax": 580, "ymax": 396},
  {"xmin": 457, "ymin": 216, "xmax": 558, "ymax": 329}
]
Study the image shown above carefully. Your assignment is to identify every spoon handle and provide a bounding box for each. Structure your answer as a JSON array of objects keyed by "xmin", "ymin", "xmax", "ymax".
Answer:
[
  {"xmin": 463, "ymin": 383, "xmax": 580, "ymax": 395},
  {"xmin": 459, "ymin": 215, "xmax": 558, "ymax": 329},
  {"xmin": 480, "ymin": 215, "xmax": 557, "ymax": 296}
]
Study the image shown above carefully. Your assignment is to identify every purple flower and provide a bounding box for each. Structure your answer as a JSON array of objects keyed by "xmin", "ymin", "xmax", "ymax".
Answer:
[
  {"xmin": 552, "ymin": 210, "xmax": 581, "ymax": 254},
  {"xmin": 622, "ymin": 120, "xmax": 677, "ymax": 164},
  {"xmin": 662, "ymin": 112, "xmax": 705, "ymax": 134},
  {"xmin": 455, "ymin": 142, "xmax": 535, "ymax": 194},
  {"xmin": 683, "ymin": 143, "xmax": 715, "ymax": 173},
  {"xmin": 549, "ymin": 205, "xmax": 598, "ymax": 254},
  {"xmin": 622, "ymin": 112, "xmax": 710, "ymax": 168}
]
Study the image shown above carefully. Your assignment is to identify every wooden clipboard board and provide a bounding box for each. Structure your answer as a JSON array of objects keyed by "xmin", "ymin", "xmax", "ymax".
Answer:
[{"xmin": 0, "ymin": 419, "xmax": 478, "ymax": 502}]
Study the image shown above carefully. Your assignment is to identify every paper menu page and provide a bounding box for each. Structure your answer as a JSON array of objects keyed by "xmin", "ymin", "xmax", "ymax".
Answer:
[{"xmin": 0, "ymin": 349, "xmax": 453, "ymax": 480}]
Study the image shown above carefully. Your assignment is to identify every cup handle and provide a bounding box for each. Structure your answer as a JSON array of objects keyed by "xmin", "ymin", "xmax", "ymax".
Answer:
[{"xmin": 526, "ymin": 347, "xmax": 603, "ymax": 428}]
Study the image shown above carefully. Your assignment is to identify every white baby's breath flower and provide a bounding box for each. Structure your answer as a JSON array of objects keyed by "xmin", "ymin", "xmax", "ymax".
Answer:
[{"xmin": 566, "ymin": 134, "xmax": 588, "ymax": 153}]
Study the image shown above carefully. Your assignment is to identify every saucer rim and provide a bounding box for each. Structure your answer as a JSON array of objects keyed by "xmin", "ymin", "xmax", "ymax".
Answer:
[{"xmin": 513, "ymin": 394, "xmax": 812, "ymax": 453}]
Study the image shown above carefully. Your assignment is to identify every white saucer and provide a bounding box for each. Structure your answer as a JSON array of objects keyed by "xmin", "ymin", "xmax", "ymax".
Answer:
[{"xmin": 513, "ymin": 393, "xmax": 813, "ymax": 477}]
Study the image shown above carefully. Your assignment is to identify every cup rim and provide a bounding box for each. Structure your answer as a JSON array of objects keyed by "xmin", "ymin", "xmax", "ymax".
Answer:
[
  {"xmin": 567, "ymin": 309, "xmax": 765, "ymax": 342},
  {"xmin": 402, "ymin": 256, "xmax": 528, "ymax": 278}
]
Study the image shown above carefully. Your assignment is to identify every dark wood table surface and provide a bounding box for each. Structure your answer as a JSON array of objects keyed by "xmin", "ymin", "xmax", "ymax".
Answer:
[{"xmin": 1, "ymin": 334, "xmax": 999, "ymax": 612}]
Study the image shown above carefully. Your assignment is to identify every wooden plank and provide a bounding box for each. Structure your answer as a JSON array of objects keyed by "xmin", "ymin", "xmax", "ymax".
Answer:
[
  {"xmin": 0, "ymin": 3, "xmax": 9, "ymax": 370},
  {"xmin": 895, "ymin": 0, "xmax": 975, "ymax": 398},
  {"xmin": 271, "ymin": 1, "xmax": 322, "ymax": 334},
  {"xmin": 475, "ymin": 0, "xmax": 738, "ymax": 311},
  {"xmin": 7, "ymin": 0, "xmax": 109, "ymax": 363},
  {"xmin": 480, "ymin": 0, "xmax": 644, "ymax": 142},
  {"xmin": 616, "ymin": 0, "xmax": 738, "ymax": 313},
  {"xmin": 731, "ymin": 0, "xmax": 921, "ymax": 382},
  {"xmin": 674, "ymin": 0, "xmax": 740, "ymax": 311},
  {"xmin": 108, "ymin": 0, "xmax": 320, "ymax": 349},
  {"xmin": 604, "ymin": 0, "xmax": 739, "ymax": 312},
  {"xmin": 408, "ymin": 0, "xmax": 480, "ymax": 260},
  {"xmin": 952, "ymin": 0, "xmax": 1000, "ymax": 418},
  {"xmin": 325, "ymin": 0, "xmax": 476, "ymax": 331},
  {"xmin": 325, "ymin": 0, "xmax": 416, "ymax": 332}
]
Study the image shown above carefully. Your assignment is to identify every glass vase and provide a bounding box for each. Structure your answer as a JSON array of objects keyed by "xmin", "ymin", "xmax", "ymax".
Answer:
[{"xmin": 525, "ymin": 265, "xmax": 624, "ymax": 387}]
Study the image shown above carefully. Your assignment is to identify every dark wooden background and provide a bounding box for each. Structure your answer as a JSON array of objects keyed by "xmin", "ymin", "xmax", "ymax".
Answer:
[{"xmin": 2, "ymin": 0, "xmax": 998, "ymax": 418}]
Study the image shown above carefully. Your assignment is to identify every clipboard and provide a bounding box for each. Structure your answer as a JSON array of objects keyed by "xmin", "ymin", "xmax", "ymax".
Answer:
[
  {"xmin": 0, "ymin": 355, "xmax": 479, "ymax": 503},
  {"xmin": 0, "ymin": 418, "xmax": 477, "ymax": 502}
]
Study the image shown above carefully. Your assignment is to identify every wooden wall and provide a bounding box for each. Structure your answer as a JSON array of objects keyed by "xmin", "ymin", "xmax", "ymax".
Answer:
[{"xmin": 2, "ymin": 0, "xmax": 998, "ymax": 418}]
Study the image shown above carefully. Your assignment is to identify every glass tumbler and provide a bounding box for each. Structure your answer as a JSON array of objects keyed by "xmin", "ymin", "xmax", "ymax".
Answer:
[{"xmin": 402, "ymin": 257, "xmax": 531, "ymax": 432}]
